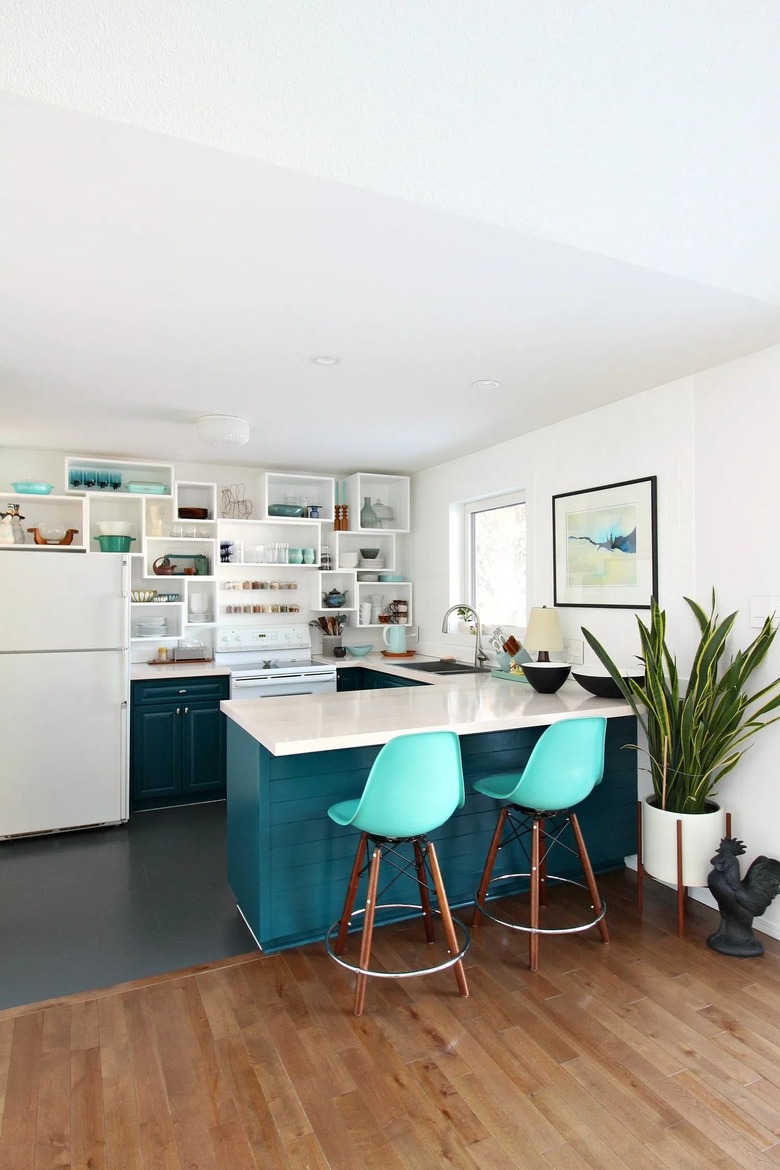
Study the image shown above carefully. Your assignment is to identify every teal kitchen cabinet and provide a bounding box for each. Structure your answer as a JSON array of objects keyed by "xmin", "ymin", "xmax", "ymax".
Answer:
[
  {"xmin": 336, "ymin": 667, "xmax": 364, "ymax": 692},
  {"xmin": 130, "ymin": 675, "xmax": 229, "ymax": 810},
  {"xmin": 362, "ymin": 669, "xmax": 423, "ymax": 689}
]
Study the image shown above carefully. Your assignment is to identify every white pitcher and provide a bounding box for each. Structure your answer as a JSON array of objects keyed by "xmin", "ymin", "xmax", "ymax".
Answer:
[{"xmin": 383, "ymin": 625, "xmax": 407, "ymax": 653}]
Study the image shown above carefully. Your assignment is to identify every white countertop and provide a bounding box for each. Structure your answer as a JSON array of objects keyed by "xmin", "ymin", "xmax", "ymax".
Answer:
[
  {"xmin": 221, "ymin": 652, "xmax": 633, "ymax": 756},
  {"xmin": 131, "ymin": 660, "xmax": 231, "ymax": 681}
]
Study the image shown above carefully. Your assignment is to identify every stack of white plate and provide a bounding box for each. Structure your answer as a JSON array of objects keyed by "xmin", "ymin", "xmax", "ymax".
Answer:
[
  {"xmin": 359, "ymin": 557, "xmax": 385, "ymax": 569},
  {"xmin": 135, "ymin": 617, "xmax": 168, "ymax": 638}
]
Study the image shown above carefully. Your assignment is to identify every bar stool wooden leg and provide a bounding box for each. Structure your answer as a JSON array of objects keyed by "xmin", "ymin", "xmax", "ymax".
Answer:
[
  {"xmin": 354, "ymin": 846, "xmax": 382, "ymax": 1016},
  {"xmin": 570, "ymin": 812, "xmax": 609, "ymax": 945},
  {"xmin": 414, "ymin": 839, "xmax": 436, "ymax": 943},
  {"xmin": 334, "ymin": 833, "xmax": 369, "ymax": 956},
  {"xmin": 538, "ymin": 816, "xmax": 548, "ymax": 907},
  {"xmin": 427, "ymin": 842, "xmax": 469, "ymax": 998},
  {"xmin": 473, "ymin": 807, "xmax": 509, "ymax": 927},
  {"xmin": 529, "ymin": 818, "xmax": 541, "ymax": 971}
]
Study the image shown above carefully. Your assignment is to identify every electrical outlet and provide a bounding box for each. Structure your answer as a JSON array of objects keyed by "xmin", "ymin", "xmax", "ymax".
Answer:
[{"xmin": 564, "ymin": 637, "xmax": 584, "ymax": 665}]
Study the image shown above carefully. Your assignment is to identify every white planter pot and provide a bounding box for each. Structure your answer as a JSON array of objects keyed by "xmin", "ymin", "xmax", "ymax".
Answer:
[{"xmin": 641, "ymin": 796, "xmax": 725, "ymax": 888}]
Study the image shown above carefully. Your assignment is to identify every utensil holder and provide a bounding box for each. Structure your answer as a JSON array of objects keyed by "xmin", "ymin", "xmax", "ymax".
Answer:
[{"xmin": 322, "ymin": 634, "xmax": 342, "ymax": 656}]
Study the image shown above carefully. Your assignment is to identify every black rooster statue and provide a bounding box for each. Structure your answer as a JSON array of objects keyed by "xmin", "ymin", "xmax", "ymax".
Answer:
[{"xmin": 707, "ymin": 838, "xmax": 780, "ymax": 957}]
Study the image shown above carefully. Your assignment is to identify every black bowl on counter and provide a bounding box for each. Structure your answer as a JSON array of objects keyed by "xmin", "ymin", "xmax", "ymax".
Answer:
[
  {"xmin": 572, "ymin": 670, "xmax": 644, "ymax": 699},
  {"xmin": 521, "ymin": 662, "xmax": 571, "ymax": 694}
]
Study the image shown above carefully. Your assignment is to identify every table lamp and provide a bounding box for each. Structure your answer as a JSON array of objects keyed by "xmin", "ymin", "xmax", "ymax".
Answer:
[{"xmin": 523, "ymin": 606, "xmax": 563, "ymax": 662}]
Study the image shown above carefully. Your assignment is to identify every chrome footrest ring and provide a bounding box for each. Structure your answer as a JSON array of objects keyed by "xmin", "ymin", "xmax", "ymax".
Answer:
[
  {"xmin": 474, "ymin": 872, "xmax": 606, "ymax": 936},
  {"xmin": 325, "ymin": 901, "xmax": 470, "ymax": 979}
]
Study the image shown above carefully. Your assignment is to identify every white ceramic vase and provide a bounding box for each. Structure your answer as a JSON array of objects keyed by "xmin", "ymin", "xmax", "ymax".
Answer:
[{"xmin": 641, "ymin": 796, "xmax": 725, "ymax": 888}]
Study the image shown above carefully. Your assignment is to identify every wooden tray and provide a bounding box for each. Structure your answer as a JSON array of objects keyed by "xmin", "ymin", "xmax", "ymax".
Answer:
[{"xmin": 381, "ymin": 649, "xmax": 416, "ymax": 658}]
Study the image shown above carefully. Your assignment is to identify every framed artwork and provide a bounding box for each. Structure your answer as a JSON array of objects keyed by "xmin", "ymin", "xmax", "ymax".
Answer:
[{"xmin": 552, "ymin": 476, "xmax": 657, "ymax": 608}]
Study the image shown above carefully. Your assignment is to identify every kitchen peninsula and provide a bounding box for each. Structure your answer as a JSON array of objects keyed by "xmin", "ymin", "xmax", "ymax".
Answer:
[{"xmin": 222, "ymin": 660, "xmax": 637, "ymax": 952}]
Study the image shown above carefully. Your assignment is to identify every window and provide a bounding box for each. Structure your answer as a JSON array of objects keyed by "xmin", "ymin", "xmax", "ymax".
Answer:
[{"xmin": 465, "ymin": 491, "xmax": 526, "ymax": 628}]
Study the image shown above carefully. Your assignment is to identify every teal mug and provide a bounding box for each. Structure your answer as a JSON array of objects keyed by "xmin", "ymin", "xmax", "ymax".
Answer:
[
  {"xmin": 302, "ymin": 547, "xmax": 316, "ymax": 564},
  {"xmin": 288, "ymin": 548, "xmax": 303, "ymax": 564}
]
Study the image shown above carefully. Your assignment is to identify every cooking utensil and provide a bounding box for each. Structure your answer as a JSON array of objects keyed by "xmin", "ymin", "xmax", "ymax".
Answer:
[
  {"xmin": 489, "ymin": 626, "xmax": 507, "ymax": 652},
  {"xmin": 94, "ymin": 535, "xmax": 135, "ymax": 552}
]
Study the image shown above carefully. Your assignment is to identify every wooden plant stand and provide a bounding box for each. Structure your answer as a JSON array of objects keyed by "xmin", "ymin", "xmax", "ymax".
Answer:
[{"xmin": 636, "ymin": 801, "xmax": 732, "ymax": 938}]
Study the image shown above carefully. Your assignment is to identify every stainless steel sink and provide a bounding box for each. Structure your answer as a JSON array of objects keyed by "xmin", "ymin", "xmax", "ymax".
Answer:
[{"xmin": 401, "ymin": 659, "xmax": 490, "ymax": 675}]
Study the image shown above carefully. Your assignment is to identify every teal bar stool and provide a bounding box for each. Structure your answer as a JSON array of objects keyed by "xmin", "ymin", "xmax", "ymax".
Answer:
[
  {"xmin": 325, "ymin": 730, "xmax": 470, "ymax": 1016},
  {"xmin": 472, "ymin": 717, "xmax": 609, "ymax": 971}
]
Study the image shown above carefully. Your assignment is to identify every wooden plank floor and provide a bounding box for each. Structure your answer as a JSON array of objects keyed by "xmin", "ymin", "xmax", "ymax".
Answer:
[{"xmin": 2, "ymin": 870, "xmax": 780, "ymax": 1169}]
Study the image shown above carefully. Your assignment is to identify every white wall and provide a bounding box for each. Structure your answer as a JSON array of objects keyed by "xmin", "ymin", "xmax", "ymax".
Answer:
[
  {"xmin": 411, "ymin": 345, "xmax": 780, "ymax": 939},
  {"xmin": 693, "ymin": 345, "xmax": 780, "ymax": 903},
  {"xmin": 410, "ymin": 377, "xmax": 697, "ymax": 671}
]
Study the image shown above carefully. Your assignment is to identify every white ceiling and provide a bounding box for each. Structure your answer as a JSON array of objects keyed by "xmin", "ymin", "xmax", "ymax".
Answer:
[{"xmin": 3, "ymin": 2, "xmax": 780, "ymax": 474}]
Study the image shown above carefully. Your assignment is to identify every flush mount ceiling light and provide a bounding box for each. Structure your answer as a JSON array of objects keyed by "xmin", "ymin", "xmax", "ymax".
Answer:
[
  {"xmin": 311, "ymin": 355, "xmax": 340, "ymax": 366},
  {"xmin": 472, "ymin": 379, "xmax": 501, "ymax": 391},
  {"xmin": 196, "ymin": 415, "xmax": 250, "ymax": 447}
]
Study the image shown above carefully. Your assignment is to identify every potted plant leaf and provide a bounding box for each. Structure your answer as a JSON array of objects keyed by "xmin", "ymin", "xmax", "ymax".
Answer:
[{"xmin": 582, "ymin": 592, "xmax": 780, "ymax": 887}]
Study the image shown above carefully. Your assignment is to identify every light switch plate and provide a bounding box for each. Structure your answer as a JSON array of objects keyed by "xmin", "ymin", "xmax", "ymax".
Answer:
[{"xmin": 564, "ymin": 637, "xmax": 584, "ymax": 665}]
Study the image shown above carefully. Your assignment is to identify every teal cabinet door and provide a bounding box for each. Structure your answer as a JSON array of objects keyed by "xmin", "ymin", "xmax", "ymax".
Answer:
[
  {"xmin": 130, "ymin": 705, "xmax": 182, "ymax": 801},
  {"xmin": 181, "ymin": 701, "xmax": 227, "ymax": 793},
  {"xmin": 130, "ymin": 676, "xmax": 229, "ymax": 810},
  {"xmin": 336, "ymin": 668, "xmax": 364, "ymax": 691}
]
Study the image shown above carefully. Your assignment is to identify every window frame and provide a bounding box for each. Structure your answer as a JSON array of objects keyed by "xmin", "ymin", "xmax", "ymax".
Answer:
[{"xmin": 463, "ymin": 488, "xmax": 527, "ymax": 629}]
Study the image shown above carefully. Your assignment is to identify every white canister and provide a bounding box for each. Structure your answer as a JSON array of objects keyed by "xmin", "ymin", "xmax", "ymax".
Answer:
[{"xmin": 360, "ymin": 602, "xmax": 373, "ymax": 625}]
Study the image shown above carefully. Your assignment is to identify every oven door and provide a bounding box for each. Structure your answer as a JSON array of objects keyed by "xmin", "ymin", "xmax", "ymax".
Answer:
[{"xmin": 230, "ymin": 669, "xmax": 337, "ymax": 698}]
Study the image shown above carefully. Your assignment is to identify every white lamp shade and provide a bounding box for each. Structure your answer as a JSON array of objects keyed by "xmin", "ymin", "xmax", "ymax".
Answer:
[
  {"xmin": 196, "ymin": 415, "xmax": 250, "ymax": 447},
  {"xmin": 523, "ymin": 606, "xmax": 564, "ymax": 655}
]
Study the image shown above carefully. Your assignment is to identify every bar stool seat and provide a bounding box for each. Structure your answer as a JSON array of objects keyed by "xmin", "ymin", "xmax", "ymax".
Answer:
[
  {"xmin": 325, "ymin": 730, "xmax": 470, "ymax": 1016},
  {"xmin": 472, "ymin": 716, "xmax": 609, "ymax": 971}
]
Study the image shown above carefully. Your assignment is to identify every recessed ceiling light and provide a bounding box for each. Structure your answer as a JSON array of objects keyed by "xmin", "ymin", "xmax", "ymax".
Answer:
[
  {"xmin": 472, "ymin": 379, "xmax": 500, "ymax": 391},
  {"xmin": 312, "ymin": 355, "xmax": 340, "ymax": 366}
]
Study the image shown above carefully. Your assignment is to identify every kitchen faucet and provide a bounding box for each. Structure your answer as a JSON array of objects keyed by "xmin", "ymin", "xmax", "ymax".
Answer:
[{"xmin": 441, "ymin": 604, "xmax": 490, "ymax": 670}]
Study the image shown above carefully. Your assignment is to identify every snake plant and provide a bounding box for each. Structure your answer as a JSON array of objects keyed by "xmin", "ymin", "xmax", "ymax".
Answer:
[{"xmin": 582, "ymin": 592, "xmax": 780, "ymax": 814}]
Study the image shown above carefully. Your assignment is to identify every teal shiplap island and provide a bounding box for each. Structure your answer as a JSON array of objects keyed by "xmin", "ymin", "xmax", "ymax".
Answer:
[{"xmin": 221, "ymin": 657, "xmax": 638, "ymax": 953}]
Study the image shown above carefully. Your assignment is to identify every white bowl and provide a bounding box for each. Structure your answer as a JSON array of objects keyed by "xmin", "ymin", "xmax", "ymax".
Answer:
[
  {"xmin": 341, "ymin": 553, "xmax": 359, "ymax": 568},
  {"xmin": 97, "ymin": 520, "xmax": 134, "ymax": 536}
]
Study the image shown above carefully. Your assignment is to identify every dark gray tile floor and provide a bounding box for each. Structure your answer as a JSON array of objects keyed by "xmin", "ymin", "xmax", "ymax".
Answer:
[{"xmin": 0, "ymin": 802, "xmax": 257, "ymax": 1010}]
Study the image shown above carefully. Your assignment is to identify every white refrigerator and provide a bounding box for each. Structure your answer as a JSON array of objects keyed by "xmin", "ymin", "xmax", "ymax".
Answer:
[{"xmin": 0, "ymin": 553, "xmax": 130, "ymax": 837}]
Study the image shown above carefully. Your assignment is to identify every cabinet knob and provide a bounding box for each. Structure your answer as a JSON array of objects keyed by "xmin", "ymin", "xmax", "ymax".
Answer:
[
  {"xmin": 176, "ymin": 707, "xmax": 181, "ymax": 715},
  {"xmin": 183, "ymin": 707, "xmax": 189, "ymax": 715},
  {"xmin": 178, "ymin": 688, "xmax": 187, "ymax": 694}
]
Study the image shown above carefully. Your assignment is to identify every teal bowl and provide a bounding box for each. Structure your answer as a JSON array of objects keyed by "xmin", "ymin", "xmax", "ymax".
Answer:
[
  {"xmin": 346, "ymin": 645, "xmax": 373, "ymax": 657},
  {"xmin": 12, "ymin": 482, "xmax": 53, "ymax": 494},
  {"xmin": 268, "ymin": 503, "xmax": 304, "ymax": 517}
]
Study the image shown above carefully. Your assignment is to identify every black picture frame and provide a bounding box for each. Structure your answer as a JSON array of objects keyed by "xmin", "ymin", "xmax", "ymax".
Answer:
[{"xmin": 552, "ymin": 476, "xmax": 658, "ymax": 608}]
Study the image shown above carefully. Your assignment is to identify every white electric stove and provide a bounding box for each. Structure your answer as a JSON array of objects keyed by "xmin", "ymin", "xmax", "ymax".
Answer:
[{"xmin": 214, "ymin": 624, "xmax": 337, "ymax": 698}]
